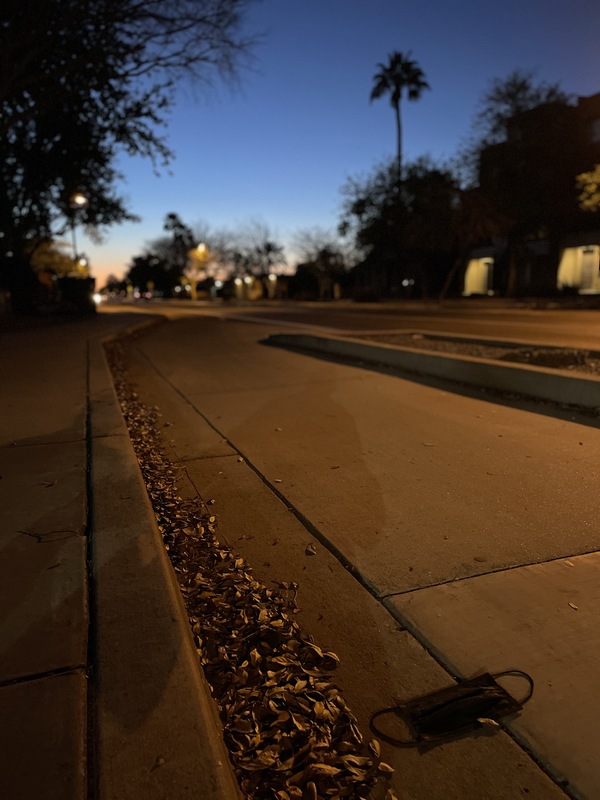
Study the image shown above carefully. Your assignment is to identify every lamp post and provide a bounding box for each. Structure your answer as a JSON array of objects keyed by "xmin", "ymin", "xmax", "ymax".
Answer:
[
  {"xmin": 69, "ymin": 192, "xmax": 88, "ymax": 262},
  {"xmin": 189, "ymin": 242, "xmax": 208, "ymax": 301}
]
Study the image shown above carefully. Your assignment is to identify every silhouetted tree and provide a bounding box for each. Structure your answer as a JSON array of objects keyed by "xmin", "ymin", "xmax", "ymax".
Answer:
[
  {"xmin": 473, "ymin": 69, "xmax": 571, "ymax": 145},
  {"xmin": 340, "ymin": 157, "xmax": 459, "ymax": 297},
  {"xmin": 240, "ymin": 222, "xmax": 287, "ymax": 277},
  {"xmin": 457, "ymin": 69, "xmax": 571, "ymax": 186},
  {"xmin": 370, "ymin": 51, "xmax": 429, "ymax": 181},
  {"xmin": 103, "ymin": 274, "xmax": 124, "ymax": 293},
  {"xmin": 163, "ymin": 213, "xmax": 196, "ymax": 273},
  {"xmin": 292, "ymin": 228, "xmax": 348, "ymax": 300},
  {"xmin": 576, "ymin": 164, "xmax": 600, "ymax": 213},
  {"xmin": 126, "ymin": 255, "xmax": 171, "ymax": 295},
  {"xmin": 30, "ymin": 241, "xmax": 79, "ymax": 278},
  {"xmin": 0, "ymin": 0, "xmax": 257, "ymax": 308},
  {"xmin": 122, "ymin": 213, "xmax": 194, "ymax": 296}
]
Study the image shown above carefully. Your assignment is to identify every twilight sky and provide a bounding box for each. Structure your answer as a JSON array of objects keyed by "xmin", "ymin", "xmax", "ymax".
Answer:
[{"xmin": 81, "ymin": 0, "xmax": 600, "ymax": 286}]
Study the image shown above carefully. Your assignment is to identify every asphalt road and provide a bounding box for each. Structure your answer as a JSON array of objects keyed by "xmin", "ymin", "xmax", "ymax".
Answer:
[{"xmin": 107, "ymin": 298, "xmax": 600, "ymax": 350}]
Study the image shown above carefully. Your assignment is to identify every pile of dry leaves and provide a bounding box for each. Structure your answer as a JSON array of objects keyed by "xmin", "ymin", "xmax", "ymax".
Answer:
[{"xmin": 105, "ymin": 337, "xmax": 396, "ymax": 800}]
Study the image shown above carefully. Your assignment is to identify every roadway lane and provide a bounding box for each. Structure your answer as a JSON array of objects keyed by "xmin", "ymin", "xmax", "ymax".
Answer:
[
  {"xmin": 105, "ymin": 299, "xmax": 600, "ymax": 350},
  {"xmin": 211, "ymin": 304, "xmax": 600, "ymax": 350}
]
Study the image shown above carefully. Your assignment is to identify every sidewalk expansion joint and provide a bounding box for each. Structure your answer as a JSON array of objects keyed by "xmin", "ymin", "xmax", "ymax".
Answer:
[
  {"xmin": 1, "ymin": 436, "xmax": 85, "ymax": 449},
  {"xmin": 381, "ymin": 545, "xmax": 600, "ymax": 600},
  {"xmin": 85, "ymin": 338, "xmax": 99, "ymax": 800},
  {"xmin": 378, "ymin": 599, "xmax": 582, "ymax": 800},
  {"xmin": 134, "ymin": 347, "xmax": 386, "ymax": 604},
  {"xmin": 0, "ymin": 664, "xmax": 87, "ymax": 689},
  {"xmin": 90, "ymin": 430, "xmax": 128, "ymax": 440}
]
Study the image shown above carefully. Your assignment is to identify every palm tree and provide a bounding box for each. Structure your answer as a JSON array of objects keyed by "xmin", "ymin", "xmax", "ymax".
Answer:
[{"xmin": 370, "ymin": 52, "xmax": 429, "ymax": 181}]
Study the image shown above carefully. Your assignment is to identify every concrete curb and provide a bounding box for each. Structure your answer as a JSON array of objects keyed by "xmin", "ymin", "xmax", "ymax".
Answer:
[
  {"xmin": 265, "ymin": 332, "xmax": 600, "ymax": 412},
  {"xmin": 88, "ymin": 323, "xmax": 241, "ymax": 799}
]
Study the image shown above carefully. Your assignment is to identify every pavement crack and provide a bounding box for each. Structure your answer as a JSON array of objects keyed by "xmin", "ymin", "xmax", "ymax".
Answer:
[
  {"xmin": 0, "ymin": 664, "xmax": 87, "ymax": 689},
  {"xmin": 18, "ymin": 528, "xmax": 82, "ymax": 543},
  {"xmin": 176, "ymin": 452, "xmax": 237, "ymax": 464}
]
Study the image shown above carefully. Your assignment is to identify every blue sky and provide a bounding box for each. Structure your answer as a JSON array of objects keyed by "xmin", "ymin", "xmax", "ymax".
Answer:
[{"xmin": 83, "ymin": 0, "xmax": 600, "ymax": 285}]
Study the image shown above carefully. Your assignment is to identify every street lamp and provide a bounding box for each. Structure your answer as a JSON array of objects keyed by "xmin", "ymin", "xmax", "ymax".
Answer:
[
  {"xmin": 69, "ymin": 192, "xmax": 88, "ymax": 262},
  {"xmin": 188, "ymin": 242, "xmax": 209, "ymax": 301}
]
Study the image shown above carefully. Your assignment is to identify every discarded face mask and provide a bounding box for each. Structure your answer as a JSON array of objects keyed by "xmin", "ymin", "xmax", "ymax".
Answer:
[{"xmin": 369, "ymin": 670, "xmax": 534, "ymax": 749}]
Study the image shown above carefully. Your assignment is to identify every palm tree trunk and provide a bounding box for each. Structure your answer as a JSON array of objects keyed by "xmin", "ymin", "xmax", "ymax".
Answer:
[
  {"xmin": 506, "ymin": 251, "xmax": 518, "ymax": 297},
  {"xmin": 394, "ymin": 101, "xmax": 402, "ymax": 183}
]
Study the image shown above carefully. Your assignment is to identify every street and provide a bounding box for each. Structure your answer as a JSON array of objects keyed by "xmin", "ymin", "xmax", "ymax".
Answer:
[
  {"xmin": 112, "ymin": 306, "xmax": 600, "ymax": 799},
  {"xmin": 107, "ymin": 297, "xmax": 600, "ymax": 350}
]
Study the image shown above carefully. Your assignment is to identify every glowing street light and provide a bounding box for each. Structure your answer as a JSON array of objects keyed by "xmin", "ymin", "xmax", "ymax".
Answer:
[{"xmin": 70, "ymin": 192, "xmax": 88, "ymax": 208}]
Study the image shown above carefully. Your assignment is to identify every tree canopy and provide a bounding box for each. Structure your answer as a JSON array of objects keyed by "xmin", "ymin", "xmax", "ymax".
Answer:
[
  {"xmin": 576, "ymin": 165, "xmax": 600, "ymax": 213},
  {"xmin": 472, "ymin": 69, "xmax": 571, "ymax": 145},
  {"xmin": 0, "ymin": 0, "xmax": 257, "ymax": 289}
]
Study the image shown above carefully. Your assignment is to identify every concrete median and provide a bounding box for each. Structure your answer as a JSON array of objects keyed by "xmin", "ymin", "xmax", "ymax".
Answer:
[{"xmin": 265, "ymin": 332, "xmax": 600, "ymax": 412}]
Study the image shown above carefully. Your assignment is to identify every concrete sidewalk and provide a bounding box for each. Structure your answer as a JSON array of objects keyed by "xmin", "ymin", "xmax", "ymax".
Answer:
[
  {"xmin": 2, "ymin": 311, "xmax": 599, "ymax": 800},
  {"xmin": 0, "ymin": 314, "xmax": 239, "ymax": 800}
]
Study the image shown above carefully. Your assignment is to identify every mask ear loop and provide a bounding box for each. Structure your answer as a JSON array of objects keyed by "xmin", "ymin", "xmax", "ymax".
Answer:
[
  {"xmin": 369, "ymin": 705, "xmax": 421, "ymax": 748},
  {"xmin": 369, "ymin": 670, "xmax": 535, "ymax": 748},
  {"xmin": 491, "ymin": 669, "xmax": 534, "ymax": 705}
]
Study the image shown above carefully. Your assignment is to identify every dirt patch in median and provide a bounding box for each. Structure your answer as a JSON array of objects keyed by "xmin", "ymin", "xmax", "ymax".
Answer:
[{"xmin": 357, "ymin": 333, "xmax": 600, "ymax": 376}]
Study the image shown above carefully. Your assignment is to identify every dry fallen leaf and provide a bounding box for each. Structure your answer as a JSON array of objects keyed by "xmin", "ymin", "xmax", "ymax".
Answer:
[
  {"xmin": 304, "ymin": 781, "xmax": 317, "ymax": 800},
  {"xmin": 477, "ymin": 717, "xmax": 500, "ymax": 729},
  {"xmin": 368, "ymin": 738, "xmax": 380, "ymax": 758}
]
